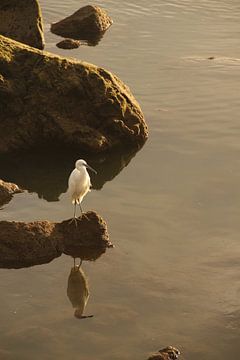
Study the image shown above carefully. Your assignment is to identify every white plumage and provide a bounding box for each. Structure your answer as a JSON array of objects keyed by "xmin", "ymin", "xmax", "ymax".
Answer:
[{"xmin": 68, "ymin": 159, "xmax": 97, "ymax": 220}]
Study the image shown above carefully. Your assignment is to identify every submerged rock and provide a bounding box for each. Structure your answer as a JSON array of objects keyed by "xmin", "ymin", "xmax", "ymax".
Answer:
[
  {"xmin": 0, "ymin": 0, "xmax": 44, "ymax": 49},
  {"xmin": 0, "ymin": 211, "xmax": 112, "ymax": 268},
  {"xmin": 148, "ymin": 346, "xmax": 181, "ymax": 360},
  {"xmin": 51, "ymin": 5, "xmax": 113, "ymax": 42},
  {"xmin": 0, "ymin": 35, "xmax": 148, "ymax": 154},
  {"xmin": 0, "ymin": 179, "xmax": 23, "ymax": 206},
  {"xmin": 56, "ymin": 38, "xmax": 82, "ymax": 50}
]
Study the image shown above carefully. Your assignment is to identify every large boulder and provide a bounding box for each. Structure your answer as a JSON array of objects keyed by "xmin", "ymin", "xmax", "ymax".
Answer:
[
  {"xmin": 0, "ymin": 35, "xmax": 148, "ymax": 154},
  {"xmin": 0, "ymin": 211, "xmax": 112, "ymax": 268},
  {"xmin": 51, "ymin": 5, "xmax": 113, "ymax": 42},
  {"xmin": 0, "ymin": 179, "xmax": 23, "ymax": 207},
  {"xmin": 0, "ymin": 0, "xmax": 44, "ymax": 49}
]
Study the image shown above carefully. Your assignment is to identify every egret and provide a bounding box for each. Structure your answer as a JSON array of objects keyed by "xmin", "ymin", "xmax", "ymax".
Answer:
[{"xmin": 68, "ymin": 159, "xmax": 97, "ymax": 222}]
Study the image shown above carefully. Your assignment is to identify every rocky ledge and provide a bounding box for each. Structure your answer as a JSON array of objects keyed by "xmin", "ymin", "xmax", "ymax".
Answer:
[{"xmin": 0, "ymin": 211, "xmax": 112, "ymax": 268}]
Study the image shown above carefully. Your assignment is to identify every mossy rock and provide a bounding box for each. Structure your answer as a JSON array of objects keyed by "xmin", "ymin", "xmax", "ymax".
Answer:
[{"xmin": 0, "ymin": 35, "xmax": 148, "ymax": 154}]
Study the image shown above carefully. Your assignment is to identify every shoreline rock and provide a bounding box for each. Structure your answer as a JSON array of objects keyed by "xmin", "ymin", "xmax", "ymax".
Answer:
[
  {"xmin": 0, "ymin": 179, "xmax": 23, "ymax": 207},
  {"xmin": 0, "ymin": 0, "xmax": 44, "ymax": 49},
  {"xmin": 51, "ymin": 5, "xmax": 113, "ymax": 42},
  {"xmin": 0, "ymin": 211, "xmax": 112, "ymax": 269},
  {"xmin": 0, "ymin": 35, "xmax": 148, "ymax": 154}
]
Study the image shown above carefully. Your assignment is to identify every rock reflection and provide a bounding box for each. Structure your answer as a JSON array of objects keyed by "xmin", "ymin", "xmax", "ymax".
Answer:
[
  {"xmin": 0, "ymin": 145, "xmax": 140, "ymax": 201},
  {"xmin": 67, "ymin": 262, "xmax": 93, "ymax": 319}
]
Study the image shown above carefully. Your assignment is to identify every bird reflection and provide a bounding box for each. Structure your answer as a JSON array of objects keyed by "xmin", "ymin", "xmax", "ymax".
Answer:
[{"xmin": 67, "ymin": 260, "xmax": 93, "ymax": 319}]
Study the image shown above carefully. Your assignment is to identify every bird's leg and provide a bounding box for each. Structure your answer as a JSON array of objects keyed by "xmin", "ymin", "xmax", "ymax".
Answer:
[
  {"xmin": 74, "ymin": 201, "xmax": 77, "ymax": 218},
  {"xmin": 79, "ymin": 202, "xmax": 89, "ymax": 221},
  {"xmin": 69, "ymin": 202, "xmax": 78, "ymax": 226},
  {"xmin": 78, "ymin": 259, "xmax": 83, "ymax": 269},
  {"xmin": 79, "ymin": 202, "xmax": 83, "ymax": 215}
]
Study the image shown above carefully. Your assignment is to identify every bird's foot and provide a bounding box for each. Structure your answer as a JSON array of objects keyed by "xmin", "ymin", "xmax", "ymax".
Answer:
[
  {"xmin": 81, "ymin": 213, "xmax": 90, "ymax": 221},
  {"xmin": 69, "ymin": 217, "xmax": 78, "ymax": 227}
]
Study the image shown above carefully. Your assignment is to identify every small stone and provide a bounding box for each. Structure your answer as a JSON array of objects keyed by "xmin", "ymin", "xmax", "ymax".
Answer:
[
  {"xmin": 56, "ymin": 38, "xmax": 82, "ymax": 49},
  {"xmin": 148, "ymin": 346, "xmax": 181, "ymax": 360}
]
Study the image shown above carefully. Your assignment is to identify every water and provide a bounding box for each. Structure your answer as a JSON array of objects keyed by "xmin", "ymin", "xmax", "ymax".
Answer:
[{"xmin": 1, "ymin": 1, "xmax": 240, "ymax": 359}]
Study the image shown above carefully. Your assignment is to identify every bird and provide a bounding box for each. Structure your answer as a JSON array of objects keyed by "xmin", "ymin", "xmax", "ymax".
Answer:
[{"xmin": 68, "ymin": 159, "xmax": 97, "ymax": 222}]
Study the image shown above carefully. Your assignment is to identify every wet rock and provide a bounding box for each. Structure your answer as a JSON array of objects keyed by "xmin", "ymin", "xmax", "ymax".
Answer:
[
  {"xmin": 56, "ymin": 38, "xmax": 82, "ymax": 49},
  {"xmin": 148, "ymin": 346, "xmax": 181, "ymax": 360},
  {"xmin": 51, "ymin": 5, "xmax": 113, "ymax": 42},
  {"xmin": 0, "ymin": 0, "xmax": 44, "ymax": 49},
  {"xmin": 0, "ymin": 179, "xmax": 23, "ymax": 206},
  {"xmin": 0, "ymin": 211, "xmax": 112, "ymax": 268},
  {"xmin": 0, "ymin": 35, "xmax": 148, "ymax": 154},
  {"xmin": 0, "ymin": 221, "xmax": 61, "ymax": 268},
  {"xmin": 61, "ymin": 211, "xmax": 113, "ymax": 261}
]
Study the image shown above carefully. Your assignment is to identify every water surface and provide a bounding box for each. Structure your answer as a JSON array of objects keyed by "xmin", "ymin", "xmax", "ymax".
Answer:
[{"xmin": 1, "ymin": 1, "xmax": 240, "ymax": 359}]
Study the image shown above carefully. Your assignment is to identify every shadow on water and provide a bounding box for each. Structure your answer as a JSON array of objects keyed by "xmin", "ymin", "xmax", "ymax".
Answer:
[{"xmin": 0, "ymin": 144, "xmax": 142, "ymax": 201}]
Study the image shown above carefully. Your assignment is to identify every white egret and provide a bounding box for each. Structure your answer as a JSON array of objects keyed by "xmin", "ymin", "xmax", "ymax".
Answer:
[{"xmin": 68, "ymin": 159, "xmax": 97, "ymax": 221}]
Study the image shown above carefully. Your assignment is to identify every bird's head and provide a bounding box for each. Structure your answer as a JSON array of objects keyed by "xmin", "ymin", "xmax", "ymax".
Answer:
[{"xmin": 75, "ymin": 159, "xmax": 97, "ymax": 174}]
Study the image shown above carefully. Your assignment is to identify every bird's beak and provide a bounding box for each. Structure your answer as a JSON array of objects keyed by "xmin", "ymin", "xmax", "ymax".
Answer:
[{"xmin": 86, "ymin": 164, "xmax": 97, "ymax": 174}]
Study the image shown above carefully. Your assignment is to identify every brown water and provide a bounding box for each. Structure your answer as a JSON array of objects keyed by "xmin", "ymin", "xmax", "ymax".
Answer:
[{"xmin": 1, "ymin": 1, "xmax": 240, "ymax": 359}]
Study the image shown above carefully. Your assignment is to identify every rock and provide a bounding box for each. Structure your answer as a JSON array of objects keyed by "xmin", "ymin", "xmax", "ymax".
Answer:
[
  {"xmin": 0, "ymin": 0, "xmax": 44, "ymax": 49},
  {"xmin": 148, "ymin": 346, "xmax": 181, "ymax": 360},
  {"xmin": 51, "ymin": 5, "xmax": 113, "ymax": 41},
  {"xmin": 60, "ymin": 211, "xmax": 113, "ymax": 261},
  {"xmin": 0, "ymin": 211, "xmax": 112, "ymax": 268},
  {"xmin": 0, "ymin": 35, "xmax": 148, "ymax": 154},
  {"xmin": 0, "ymin": 179, "xmax": 23, "ymax": 206},
  {"xmin": 56, "ymin": 38, "xmax": 82, "ymax": 50}
]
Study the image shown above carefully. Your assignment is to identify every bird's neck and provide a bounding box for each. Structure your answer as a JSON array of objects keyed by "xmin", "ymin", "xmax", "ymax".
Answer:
[{"xmin": 77, "ymin": 166, "xmax": 87, "ymax": 174}]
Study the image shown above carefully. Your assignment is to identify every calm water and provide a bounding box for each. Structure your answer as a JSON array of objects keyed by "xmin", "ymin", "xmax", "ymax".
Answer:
[{"xmin": 1, "ymin": 1, "xmax": 240, "ymax": 359}]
